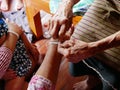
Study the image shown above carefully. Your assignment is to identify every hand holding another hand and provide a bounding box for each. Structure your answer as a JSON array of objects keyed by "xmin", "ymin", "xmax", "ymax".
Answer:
[{"xmin": 58, "ymin": 39, "xmax": 94, "ymax": 63}]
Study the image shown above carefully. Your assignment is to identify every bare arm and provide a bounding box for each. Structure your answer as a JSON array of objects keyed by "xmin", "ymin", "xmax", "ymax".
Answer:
[
  {"xmin": 2, "ymin": 19, "xmax": 23, "ymax": 52},
  {"xmin": 0, "ymin": 20, "xmax": 23, "ymax": 78},
  {"xmin": 89, "ymin": 31, "xmax": 120, "ymax": 53},
  {"xmin": 58, "ymin": 31, "xmax": 120, "ymax": 63},
  {"xmin": 49, "ymin": 0, "xmax": 79, "ymax": 40},
  {"xmin": 27, "ymin": 20, "xmax": 74, "ymax": 90},
  {"xmin": 20, "ymin": 33, "xmax": 32, "ymax": 49},
  {"xmin": 2, "ymin": 33, "xmax": 19, "ymax": 52},
  {"xmin": 20, "ymin": 33, "xmax": 39, "ymax": 62},
  {"xmin": 35, "ymin": 38, "xmax": 62, "ymax": 84}
]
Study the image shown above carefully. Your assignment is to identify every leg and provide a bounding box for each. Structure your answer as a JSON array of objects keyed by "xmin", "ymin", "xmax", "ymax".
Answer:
[{"xmin": 4, "ymin": 76, "xmax": 26, "ymax": 90}]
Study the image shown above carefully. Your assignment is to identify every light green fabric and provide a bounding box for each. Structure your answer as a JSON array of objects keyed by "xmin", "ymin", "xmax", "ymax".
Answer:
[{"xmin": 49, "ymin": 0, "xmax": 94, "ymax": 14}]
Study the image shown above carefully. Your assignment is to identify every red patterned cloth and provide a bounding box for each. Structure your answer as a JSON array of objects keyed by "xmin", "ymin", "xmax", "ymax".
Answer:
[{"xmin": 0, "ymin": 46, "xmax": 12, "ymax": 78}]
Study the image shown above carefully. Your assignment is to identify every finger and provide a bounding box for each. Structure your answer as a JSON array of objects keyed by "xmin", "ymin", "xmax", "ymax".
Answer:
[
  {"xmin": 59, "ymin": 24, "xmax": 66, "ymax": 37},
  {"xmin": 43, "ymin": 17, "xmax": 51, "ymax": 30},
  {"xmin": 64, "ymin": 24, "xmax": 74, "ymax": 40},
  {"xmin": 59, "ymin": 17, "xmax": 68, "ymax": 25},
  {"xmin": 58, "ymin": 19, "xmax": 68, "ymax": 36},
  {"xmin": 7, "ymin": 70, "xmax": 16, "ymax": 74},
  {"xmin": 58, "ymin": 47, "xmax": 70, "ymax": 57},
  {"xmin": 49, "ymin": 15, "xmax": 59, "ymax": 30},
  {"xmin": 49, "ymin": 19, "xmax": 54, "ymax": 32},
  {"xmin": 4, "ymin": 18, "xmax": 9, "ymax": 23},
  {"xmin": 68, "ymin": 24, "xmax": 74, "ymax": 36},
  {"xmin": 50, "ymin": 20, "xmax": 60, "ymax": 38},
  {"xmin": 60, "ymin": 40, "xmax": 75, "ymax": 48}
]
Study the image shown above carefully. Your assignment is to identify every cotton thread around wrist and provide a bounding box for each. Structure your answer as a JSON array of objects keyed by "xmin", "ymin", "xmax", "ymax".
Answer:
[
  {"xmin": 49, "ymin": 40, "xmax": 59, "ymax": 45},
  {"xmin": 8, "ymin": 30, "xmax": 19, "ymax": 39}
]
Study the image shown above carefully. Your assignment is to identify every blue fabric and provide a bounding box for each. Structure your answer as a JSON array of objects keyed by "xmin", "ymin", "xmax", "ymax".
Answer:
[
  {"xmin": 69, "ymin": 57, "xmax": 120, "ymax": 90},
  {"xmin": 0, "ymin": 18, "xmax": 8, "ymax": 38}
]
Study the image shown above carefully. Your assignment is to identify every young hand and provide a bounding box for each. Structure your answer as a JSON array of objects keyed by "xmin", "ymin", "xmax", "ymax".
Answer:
[
  {"xmin": 2, "ymin": 69, "xmax": 17, "ymax": 81},
  {"xmin": 5, "ymin": 18, "xmax": 23, "ymax": 36}
]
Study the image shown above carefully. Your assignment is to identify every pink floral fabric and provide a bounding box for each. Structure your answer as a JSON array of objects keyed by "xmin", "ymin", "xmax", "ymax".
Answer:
[{"xmin": 28, "ymin": 75, "xmax": 55, "ymax": 90}]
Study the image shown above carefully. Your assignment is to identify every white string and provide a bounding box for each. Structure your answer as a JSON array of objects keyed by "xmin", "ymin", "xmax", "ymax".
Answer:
[
  {"xmin": 82, "ymin": 60, "xmax": 117, "ymax": 90},
  {"xmin": 49, "ymin": 40, "xmax": 59, "ymax": 45},
  {"xmin": 8, "ymin": 30, "xmax": 19, "ymax": 39}
]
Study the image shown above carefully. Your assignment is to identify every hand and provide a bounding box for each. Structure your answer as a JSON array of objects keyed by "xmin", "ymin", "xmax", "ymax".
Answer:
[
  {"xmin": 58, "ymin": 39, "xmax": 93, "ymax": 63},
  {"xmin": 5, "ymin": 18, "xmax": 23, "ymax": 36},
  {"xmin": 49, "ymin": 19, "xmax": 74, "ymax": 43},
  {"xmin": 59, "ymin": 24, "xmax": 74, "ymax": 42},
  {"xmin": 49, "ymin": 15, "xmax": 72, "ymax": 40},
  {"xmin": 44, "ymin": 1, "xmax": 73, "ymax": 39},
  {"xmin": 2, "ymin": 69, "xmax": 17, "ymax": 81},
  {"xmin": 27, "ymin": 44, "xmax": 39, "ymax": 64}
]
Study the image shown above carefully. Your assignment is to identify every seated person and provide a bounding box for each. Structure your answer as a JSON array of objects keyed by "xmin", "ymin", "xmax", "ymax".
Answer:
[
  {"xmin": 0, "ymin": 18, "xmax": 23, "ymax": 78},
  {"xmin": 28, "ymin": 19, "xmax": 74, "ymax": 90},
  {"xmin": 50, "ymin": 0, "xmax": 120, "ymax": 90},
  {"xmin": 0, "ymin": 17, "xmax": 39, "ymax": 90}
]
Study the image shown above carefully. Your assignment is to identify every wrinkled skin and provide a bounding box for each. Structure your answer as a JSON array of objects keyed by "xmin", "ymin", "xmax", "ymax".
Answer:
[{"xmin": 58, "ymin": 39, "xmax": 95, "ymax": 63}]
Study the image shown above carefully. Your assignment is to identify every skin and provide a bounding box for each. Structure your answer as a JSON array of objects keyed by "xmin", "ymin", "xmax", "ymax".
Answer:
[
  {"xmin": 0, "ymin": 34, "xmax": 6, "ymax": 46},
  {"xmin": 33, "ymin": 20, "xmax": 74, "ymax": 86},
  {"xmin": 43, "ymin": 0, "xmax": 120, "ymax": 89},
  {"xmin": 48, "ymin": 0, "xmax": 76, "ymax": 40},
  {"xmin": 0, "ymin": 0, "xmax": 23, "ymax": 11},
  {"xmin": 0, "ymin": 19, "xmax": 25, "ymax": 90},
  {"xmin": 0, "ymin": 19, "xmax": 23, "ymax": 79},
  {"xmin": 58, "ymin": 30, "xmax": 120, "ymax": 63},
  {"xmin": 48, "ymin": 0, "xmax": 120, "ymax": 64},
  {"xmin": 0, "ymin": 0, "xmax": 9, "ymax": 11},
  {"xmin": 4, "ymin": 24, "xmax": 39, "ymax": 90},
  {"xmin": 2, "ymin": 19, "xmax": 23, "ymax": 51}
]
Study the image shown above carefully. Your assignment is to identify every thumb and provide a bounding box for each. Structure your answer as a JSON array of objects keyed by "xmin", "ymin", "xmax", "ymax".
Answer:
[{"xmin": 4, "ymin": 18, "xmax": 9, "ymax": 23}]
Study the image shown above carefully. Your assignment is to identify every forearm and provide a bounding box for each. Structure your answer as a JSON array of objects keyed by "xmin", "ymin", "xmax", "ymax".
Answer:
[
  {"xmin": 2, "ymin": 33, "xmax": 18, "ymax": 52},
  {"xmin": 20, "ymin": 33, "xmax": 32, "ymax": 49},
  {"xmin": 62, "ymin": 0, "xmax": 80, "ymax": 5},
  {"xmin": 89, "ymin": 31, "xmax": 120, "ymax": 53},
  {"xmin": 36, "ymin": 39, "xmax": 62, "ymax": 84},
  {"xmin": 0, "ymin": 33, "xmax": 18, "ymax": 77},
  {"xmin": 56, "ymin": 0, "xmax": 80, "ymax": 18}
]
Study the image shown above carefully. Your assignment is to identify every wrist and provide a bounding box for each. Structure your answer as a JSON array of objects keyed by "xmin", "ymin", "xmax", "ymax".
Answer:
[
  {"xmin": 8, "ymin": 30, "xmax": 19, "ymax": 39},
  {"xmin": 88, "ymin": 42, "xmax": 98, "ymax": 54},
  {"xmin": 62, "ymin": 0, "xmax": 75, "ymax": 7},
  {"xmin": 49, "ymin": 38, "xmax": 59, "ymax": 45},
  {"xmin": 58, "ymin": 0, "xmax": 73, "ymax": 18}
]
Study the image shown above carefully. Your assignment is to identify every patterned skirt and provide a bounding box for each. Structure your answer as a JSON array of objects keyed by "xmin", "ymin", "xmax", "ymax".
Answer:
[{"xmin": 9, "ymin": 38, "xmax": 32, "ymax": 77}]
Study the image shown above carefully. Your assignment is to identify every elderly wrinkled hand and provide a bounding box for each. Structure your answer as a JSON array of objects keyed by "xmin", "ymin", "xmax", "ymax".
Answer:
[
  {"xmin": 44, "ymin": 1, "xmax": 73, "ymax": 40},
  {"xmin": 58, "ymin": 39, "xmax": 94, "ymax": 63}
]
